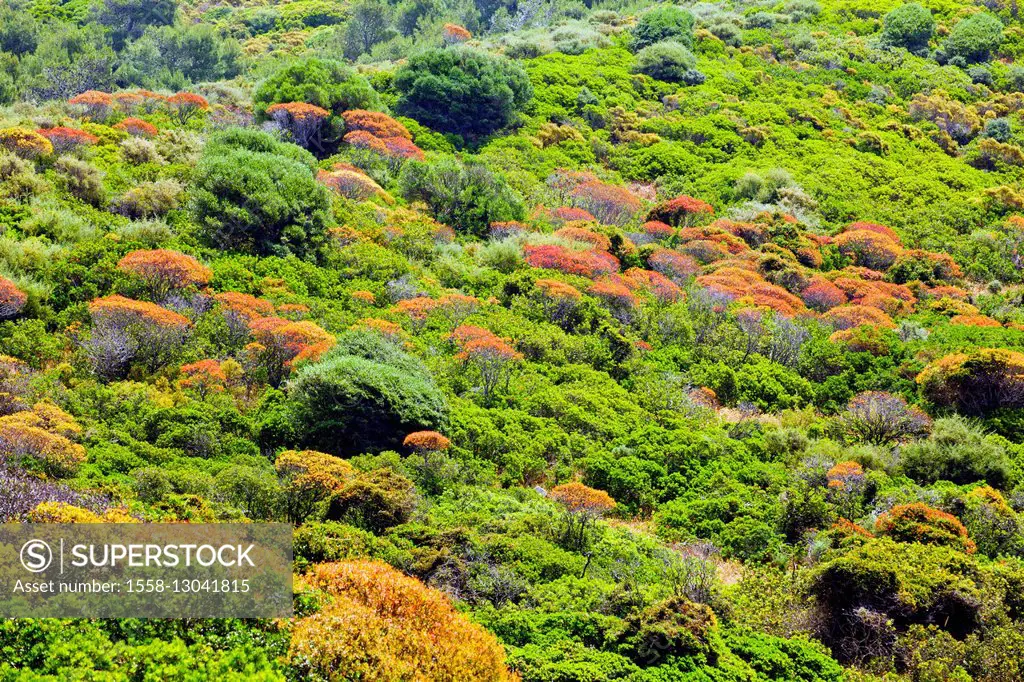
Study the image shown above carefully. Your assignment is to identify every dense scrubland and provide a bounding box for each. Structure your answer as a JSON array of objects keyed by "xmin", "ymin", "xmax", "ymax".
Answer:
[{"xmin": 3, "ymin": 0, "xmax": 1024, "ymax": 679}]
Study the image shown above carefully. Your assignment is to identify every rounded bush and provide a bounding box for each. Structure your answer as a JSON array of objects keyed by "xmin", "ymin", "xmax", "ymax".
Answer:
[
  {"xmin": 254, "ymin": 58, "xmax": 380, "ymax": 116},
  {"xmin": 881, "ymin": 3, "xmax": 935, "ymax": 53},
  {"xmin": 633, "ymin": 41, "xmax": 702, "ymax": 84},
  {"xmin": 191, "ymin": 148, "xmax": 331, "ymax": 258},
  {"xmin": 394, "ymin": 47, "xmax": 533, "ymax": 137},
  {"xmin": 947, "ymin": 12, "xmax": 1004, "ymax": 63},
  {"xmin": 631, "ymin": 5, "xmax": 695, "ymax": 51}
]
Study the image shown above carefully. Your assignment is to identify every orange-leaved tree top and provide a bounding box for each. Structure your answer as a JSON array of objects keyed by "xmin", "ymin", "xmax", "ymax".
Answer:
[{"xmin": 117, "ymin": 249, "xmax": 213, "ymax": 298}]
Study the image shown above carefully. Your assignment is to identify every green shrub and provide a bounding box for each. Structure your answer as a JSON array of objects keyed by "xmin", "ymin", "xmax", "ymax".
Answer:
[
  {"xmin": 947, "ymin": 13, "xmax": 1004, "ymax": 63},
  {"xmin": 394, "ymin": 47, "xmax": 533, "ymax": 138},
  {"xmin": 880, "ymin": 3, "xmax": 935, "ymax": 53},
  {"xmin": 633, "ymin": 41, "xmax": 703, "ymax": 85},
  {"xmin": 190, "ymin": 148, "xmax": 331, "ymax": 258},
  {"xmin": 631, "ymin": 5, "xmax": 695, "ymax": 51},
  {"xmin": 899, "ymin": 416, "xmax": 1013, "ymax": 488},
  {"xmin": 253, "ymin": 57, "xmax": 380, "ymax": 116},
  {"xmin": 291, "ymin": 334, "xmax": 449, "ymax": 455}
]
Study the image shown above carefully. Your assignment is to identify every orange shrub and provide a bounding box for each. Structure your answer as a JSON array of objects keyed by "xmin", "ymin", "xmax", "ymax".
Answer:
[
  {"xmin": 36, "ymin": 127, "xmax": 99, "ymax": 153},
  {"xmin": 550, "ymin": 481, "xmax": 616, "ymax": 517},
  {"xmin": 442, "ymin": 23, "xmax": 472, "ymax": 44},
  {"xmin": 276, "ymin": 449, "xmax": 354, "ymax": 523},
  {"xmin": 0, "ymin": 277, "xmax": 27, "ymax": 318},
  {"xmin": 267, "ymin": 102, "xmax": 331, "ymax": 149},
  {"xmin": 317, "ymin": 168, "xmax": 386, "ymax": 201},
  {"xmin": 648, "ymin": 195, "xmax": 714, "ymax": 227},
  {"xmin": 917, "ymin": 348, "xmax": 1024, "ymax": 415},
  {"xmin": 554, "ymin": 226, "xmax": 612, "ymax": 251},
  {"xmin": 875, "ymin": 503, "xmax": 976, "ymax": 554},
  {"xmin": 551, "ymin": 206, "xmax": 597, "ymax": 223},
  {"xmin": 68, "ymin": 90, "xmax": 113, "ymax": 120},
  {"xmin": 290, "ymin": 560, "xmax": 517, "ymax": 680},
  {"xmin": 843, "ymin": 221, "xmax": 901, "ymax": 244},
  {"xmin": 114, "ymin": 117, "xmax": 158, "ymax": 137},
  {"xmin": 801, "ymin": 278, "xmax": 847, "ymax": 312},
  {"xmin": 648, "ymin": 248, "xmax": 700, "ymax": 281},
  {"xmin": 341, "ymin": 110, "xmax": 412, "ymax": 140},
  {"xmin": 179, "ymin": 359, "xmax": 228, "ymax": 397},
  {"xmin": 88, "ymin": 294, "xmax": 191, "ymax": 329},
  {"xmin": 569, "ymin": 180, "xmax": 642, "ymax": 225},
  {"xmin": 166, "ymin": 92, "xmax": 209, "ymax": 124},
  {"xmin": 950, "ymin": 314, "xmax": 1001, "ymax": 327},
  {"xmin": 117, "ymin": 249, "xmax": 212, "ymax": 297},
  {"xmin": 344, "ymin": 130, "xmax": 388, "ymax": 155},
  {"xmin": 833, "ymin": 230, "xmax": 902, "ymax": 271}
]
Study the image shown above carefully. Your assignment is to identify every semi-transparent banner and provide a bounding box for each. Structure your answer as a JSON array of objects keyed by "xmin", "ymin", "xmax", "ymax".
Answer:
[{"xmin": 0, "ymin": 524, "xmax": 292, "ymax": 618}]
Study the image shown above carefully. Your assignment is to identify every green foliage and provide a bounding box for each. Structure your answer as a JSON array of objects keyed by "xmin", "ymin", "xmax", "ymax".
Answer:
[
  {"xmin": 631, "ymin": 5, "xmax": 696, "ymax": 51},
  {"xmin": 633, "ymin": 41, "xmax": 703, "ymax": 85},
  {"xmin": 291, "ymin": 333, "xmax": 449, "ymax": 455},
  {"xmin": 947, "ymin": 12, "xmax": 1004, "ymax": 63},
  {"xmin": 881, "ymin": 3, "xmax": 935, "ymax": 53},
  {"xmin": 394, "ymin": 47, "xmax": 533, "ymax": 137},
  {"xmin": 191, "ymin": 148, "xmax": 331, "ymax": 258},
  {"xmin": 253, "ymin": 57, "xmax": 380, "ymax": 116}
]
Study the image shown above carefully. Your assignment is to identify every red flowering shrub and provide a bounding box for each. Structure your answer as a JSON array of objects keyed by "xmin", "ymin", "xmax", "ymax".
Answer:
[
  {"xmin": 267, "ymin": 102, "xmax": 331, "ymax": 149},
  {"xmin": 68, "ymin": 90, "xmax": 113, "ymax": 120},
  {"xmin": 648, "ymin": 195, "xmax": 714, "ymax": 227},
  {"xmin": 551, "ymin": 206, "xmax": 597, "ymax": 223},
  {"xmin": 0, "ymin": 278, "xmax": 28, "ymax": 318},
  {"xmin": 36, "ymin": 127, "xmax": 99, "ymax": 153},
  {"xmin": 801, "ymin": 279, "xmax": 847, "ymax": 312},
  {"xmin": 826, "ymin": 461, "xmax": 865, "ymax": 491},
  {"xmin": 640, "ymin": 220, "xmax": 675, "ymax": 240},
  {"xmin": 166, "ymin": 92, "xmax": 209, "ymax": 124},
  {"xmin": 394, "ymin": 297, "xmax": 440, "ymax": 327},
  {"xmin": 523, "ymin": 244, "xmax": 619, "ymax": 278},
  {"xmin": 875, "ymin": 503, "xmax": 976, "ymax": 554},
  {"xmin": 117, "ymin": 249, "xmax": 213, "ymax": 298},
  {"xmin": 341, "ymin": 110, "xmax": 412, "ymax": 140},
  {"xmin": 569, "ymin": 181, "xmax": 642, "ymax": 225},
  {"xmin": 114, "ymin": 117, "xmax": 158, "ymax": 137},
  {"xmin": 247, "ymin": 317, "xmax": 336, "ymax": 386}
]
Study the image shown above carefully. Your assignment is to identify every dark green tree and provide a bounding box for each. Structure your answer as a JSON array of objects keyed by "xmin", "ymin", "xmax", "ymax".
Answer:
[
  {"xmin": 394, "ymin": 47, "xmax": 533, "ymax": 137},
  {"xmin": 880, "ymin": 3, "xmax": 935, "ymax": 53},
  {"xmin": 190, "ymin": 148, "xmax": 331, "ymax": 258},
  {"xmin": 631, "ymin": 5, "xmax": 695, "ymax": 51}
]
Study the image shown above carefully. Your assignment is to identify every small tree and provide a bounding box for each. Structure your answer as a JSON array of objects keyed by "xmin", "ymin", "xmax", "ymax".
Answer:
[
  {"xmin": 452, "ymin": 325, "xmax": 523, "ymax": 402},
  {"xmin": 550, "ymin": 482, "xmax": 616, "ymax": 562},
  {"xmin": 947, "ymin": 12, "xmax": 1004, "ymax": 63}
]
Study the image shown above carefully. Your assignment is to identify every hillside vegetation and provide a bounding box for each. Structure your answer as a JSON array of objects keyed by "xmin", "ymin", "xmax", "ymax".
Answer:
[{"xmin": 3, "ymin": 0, "xmax": 1024, "ymax": 679}]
